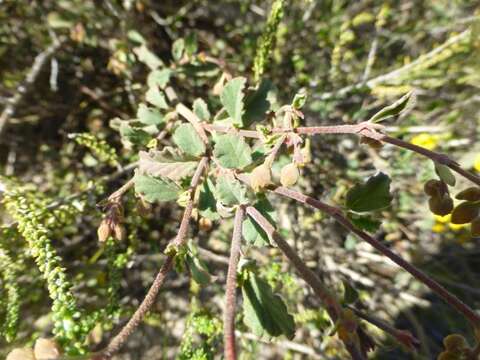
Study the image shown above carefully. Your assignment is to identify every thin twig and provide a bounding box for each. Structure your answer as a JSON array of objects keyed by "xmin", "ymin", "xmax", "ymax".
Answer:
[
  {"xmin": 246, "ymin": 206, "xmax": 367, "ymax": 360},
  {"xmin": 272, "ymin": 186, "xmax": 480, "ymax": 329},
  {"xmin": 101, "ymin": 157, "xmax": 209, "ymax": 358},
  {"xmin": 176, "ymin": 103, "xmax": 210, "ymax": 144},
  {"xmin": 0, "ymin": 38, "xmax": 64, "ymax": 137},
  {"xmin": 224, "ymin": 206, "xmax": 245, "ymax": 360}
]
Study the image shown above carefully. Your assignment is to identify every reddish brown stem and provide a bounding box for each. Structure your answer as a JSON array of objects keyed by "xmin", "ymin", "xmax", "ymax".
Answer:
[
  {"xmin": 102, "ymin": 157, "xmax": 209, "ymax": 358},
  {"xmin": 246, "ymin": 206, "xmax": 366, "ymax": 360},
  {"xmin": 224, "ymin": 206, "xmax": 245, "ymax": 360},
  {"xmin": 273, "ymin": 186, "xmax": 480, "ymax": 329}
]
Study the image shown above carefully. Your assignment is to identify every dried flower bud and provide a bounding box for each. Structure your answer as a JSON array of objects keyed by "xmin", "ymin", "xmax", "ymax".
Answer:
[
  {"xmin": 456, "ymin": 187, "xmax": 480, "ymax": 202},
  {"xmin": 250, "ymin": 164, "xmax": 272, "ymax": 192},
  {"xmin": 97, "ymin": 220, "xmax": 111, "ymax": 243},
  {"xmin": 428, "ymin": 195, "xmax": 453, "ymax": 216},
  {"xmin": 199, "ymin": 217, "xmax": 213, "ymax": 231},
  {"xmin": 451, "ymin": 201, "xmax": 480, "ymax": 225},
  {"xmin": 6, "ymin": 348, "xmax": 36, "ymax": 360},
  {"xmin": 471, "ymin": 217, "xmax": 480, "ymax": 237},
  {"xmin": 443, "ymin": 334, "xmax": 467, "ymax": 352},
  {"xmin": 34, "ymin": 338, "xmax": 61, "ymax": 360},
  {"xmin": 280, "ymin": 163, "xmax": 299, "ymax": 187},
  {"xmin": 113, "ymin": 224, "xmax": 127, "ymax": 241}
]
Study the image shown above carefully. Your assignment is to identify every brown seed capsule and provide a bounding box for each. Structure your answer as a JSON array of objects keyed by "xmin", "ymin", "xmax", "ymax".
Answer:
[
  {"xmin": 97, "ymin": 220, "xmax": 111, "ymax": 243},
  {"xmin": 471, "ymin": 217, "xmax": 480, "ymax": 237},
  {"xmin": 428, "ymin": 195, "xmax": 453, "ymax": 216},
  {"xmin": 443, "ymin": 334, "xmax": 467, "ymax": 352},
  {"xmin": 250, "ymin": 164, "xmax": 272, "ymax": 192},
  {"xmin": 280, "ymin": 163, "xmax": 300, "ymax": 187},
  {"xmin": 199, "ymin": 217, "xmax": 213, "ymax": 231},
  {"xmin": 6, "ymin": 348, "xmax": 36, "ymax": 360},
  {"xmin": 136, "ymin": 198, "xmax": 152, "ymax": 217},
  {"xmin": 424, "ymin": 179, "xmax": 447, "ymax": 197},
  {"xmin": 451, "ymin": 201, "xmax": 480, "ymax": 225},
  {"xmin": 113, "ymin": 224, "xmax": 127, "ymax": 241},
  {"xmin": 456, "ymin": 187, "xmax": 480, "ymax": 202},
  {"xmin": 34, "ymin": 338, "xmax": 61, "ymax": 360}
]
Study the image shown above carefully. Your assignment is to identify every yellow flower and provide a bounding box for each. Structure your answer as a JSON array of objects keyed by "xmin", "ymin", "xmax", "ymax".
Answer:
[
  {"xmin": 474, "ymin": 154, "xmax": 480, "ymax": 172},
  {"xmin": 410, "ymin": 133, "xmax": 440, "ymax": 151},
  {"xmin": 432, "ymin": 213, "xmax": 468, "ymax": 232}
]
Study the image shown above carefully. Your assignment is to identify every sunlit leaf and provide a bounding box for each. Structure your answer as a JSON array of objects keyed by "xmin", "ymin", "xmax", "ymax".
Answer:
[{"xmin": 346, "ymin": 172, "xmax": 392, "ymax": 212}]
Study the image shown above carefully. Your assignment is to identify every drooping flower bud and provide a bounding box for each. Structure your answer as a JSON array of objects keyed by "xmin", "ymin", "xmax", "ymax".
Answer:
[
  {"xmin": 34, "ymin": 338, "xmax": 61, "ymax": 360},
  {"xmin": 250, "ymin": 164, "xmax": 272, "ymax": 192},
  {"xmin": 97, "ymin": 219, "xmax": 111, "ymax": 243},
  {"xmin": 280, "ymin": 163, "xmax": 299, "ymax": 187},
  {"xmin": 6, "ymin": 348, "xmax": 35, "ymax": 360},
  {"xmin": 113, "ymin": 224, "xmax": 127, "ymax": 241}
]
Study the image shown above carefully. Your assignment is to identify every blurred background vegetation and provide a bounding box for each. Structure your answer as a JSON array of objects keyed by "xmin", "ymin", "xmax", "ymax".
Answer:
[{"xmin": 0, "ymin": 0, "xmax": 480, "ymax": 359}]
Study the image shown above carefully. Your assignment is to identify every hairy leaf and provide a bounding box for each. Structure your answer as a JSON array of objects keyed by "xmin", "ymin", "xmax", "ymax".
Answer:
[
  {"xmin": 243, "ymin": 196, "xmax": 277, "ymax": 247},
  {"xmin": 242, "ymin": 273, "xmax": 295, "ymax": 339},
  {"xmin": 119, "ymin": 123, "xmax": 151, "ymax": 146},
  {"xmin": 244, "ymin": 80, "xmax": 272, "ymax": 126},
  {"xmin": 347, "ymin": 212, "xmax": 382, "ymax": 233},
  {"xmin": 213, "ymin": 134, "xmax": 252, "ymax": 169},
  {"xmin": 172, "ymin": 38, "xmax": 185, "ymax": 62},
  {"xmin": 137, "ymin": 104, "xmax": 164, "ymax": 126},
  {"xmin": 138, "ymin": 150, "xmax": 197, "ymax": 181},
  {"xmin": 134, "ymin": 44, "xmax": 163, "ymax": 70},
  {"xmin": 173, "ymin": 123, "xmax": 206, "ymax": 157},
  {"xmin": 134, "ymin": 174, "xmax": 180, "ymax": 203},
  {"xmin": 216, "ymin": 176, "xmax": 248, "ymax": 206},
  {"xmin": 435, "ymin": 163, "xmax": 456, "ymax": 186},
  {"xmin": 193, "ymin": 98, "xmax": 210, "ymax": 122},
  {"xmin": 147, "ymin": 69, "xmax": 172, "ymax": 89},
  {"xmin": 369, "ymin": 90, "xmax": 416, "ymax": 123},
  {"xmin": 346, "ymin": 172, "xmax": 392, "ymax": 212},
  {"xmin": 220, "ymin": 77, "xmax": 246, "ymax": 126},
  {"xmin": 198, "ymin": 178, "xmax": 220, "ymax": 221},
  {"xmin": 146, "ymin": 87, "xmax": 168, "ymax": 109}
]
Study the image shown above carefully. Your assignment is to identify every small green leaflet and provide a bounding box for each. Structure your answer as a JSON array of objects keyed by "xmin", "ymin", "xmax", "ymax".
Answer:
[
  {"xmin": 146, "ymin": 87, "xmax": 168, "ymax": 109},
  {"xmin": 137, "ymin": 104, "xmax": 164, "ymax": 126},
  {"xmin": 213, "ymin": 134, "xmax": 252, "ymax": 169},
  {"xmin": 292, "ymin": 89, "xmax": 307, "ymax": 110},
  {"xmin": 220, "ymin": 77, "xmax": 246, "ymax": 126},
  {"xmin": 346, "ymin": 172, "xmax": 392, "ymax": 212},
  {"xmin": 198, "ymin": 178, "xmax": 220, "ymax": 221},
  {"xmin": 369, "ymin": 90, "xmax": 416, "ymax": 123},
  {"xmin": 243, "ymin": 196, "xmax": 277, "ymax": 247},
  {"xmin": 434, "ymin": 162, "xmax": 456, "ymax": 186},
  {"xmin": 133, "ymin": 44, "xmax": 163, "ymax": 70},
  {"xmin": 134, "ymin": 174, "xmax": 181, "ymax": 203},
  {"xmin": 172, "ymin": 38, "xmax": 185, "ymax": 62},
  {"xmin": 147, "ymin": 69, "xmax": 172, "ymax": 89},
  {"xmin": 172, "ymin": 123, "xmax": 206, "ymax": 157},
  {"xmin": 242, "ymin": 272, "xmax": 295, "ymax": 339},
  {"xmin": 193, "ymin": 98, "xmax": 210, "ymax": 122},
  {"xmin": 342, "ymin": 280, "xmax": 359, "ymax": 305},
  {"xmin": 216, "ymin": 176, "xmax": 248, "ymax": 206},
  {"xmin": 138, "ymin": 149, "xmax": 197, "ymax": 181}
]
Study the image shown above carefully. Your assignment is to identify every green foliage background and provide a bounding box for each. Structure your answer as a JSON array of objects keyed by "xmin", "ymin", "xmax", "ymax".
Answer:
[{"xmin": 1, "ymin": 0, "xmax": 480, "ymax": 359}]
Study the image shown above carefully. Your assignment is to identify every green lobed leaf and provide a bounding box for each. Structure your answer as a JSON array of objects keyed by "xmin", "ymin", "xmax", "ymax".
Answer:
[
  {"xmin": 220, "ymin": 77, "xmax": 247, "ymax": 126},
  {"xmin": 137, "ymin": 104, "xmax": 164, "ymax": 126},
  {"xmin": 173, "ymin": 123, "xmax": 206, "ymax": 157},
  {"xmin": 198, "ymin": 178, "xmax": 220, "ymax": 221},
  {"xmin": 186, "ymin": 254, "xmax": 212, "ymax": 285},
  {"xmin": 147, "ymin": 69, "xmax": 172, "ymax": 89},
  {"xmin": 369, "ymin": 90, "xmax": 416, "ymax": 123},
  {"xmin": 213, "ymin": 134, "xmax": 252, "ymax": 169},
  {"xmin": 146, "ymin": 87, "xmax": 168, "ymax": 109},
  {"xmin": 346, "ymin": 172, "xmax": 392, "ymax": 212},
  {"xmin": 243, "ymin": 196, "xmax": 277, "ymax": 247},
  {"xmin": 193, "ymin": 98, "xmax": 210, "ymax": 122},
  {"xmin": 244, "ymin": 80, "xmax": 272, "ymax": 126},
  {"xmin": 242, "ymin": 272, "xmax": 295, "ymax": 339},
  {"xmin": 138, "ymin": 150, "xmax": 198, "ymax": 181},
  {"xmin": 216, "ymin": 176, "xmax": 248, "ymax": 206},
  {"xmin": 134, "ymin": 174, "xmax": 181, "ymax": 203},
  {"xmin": 435, "ymin": 162, "xmax": 456, "ymax": 186}
]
